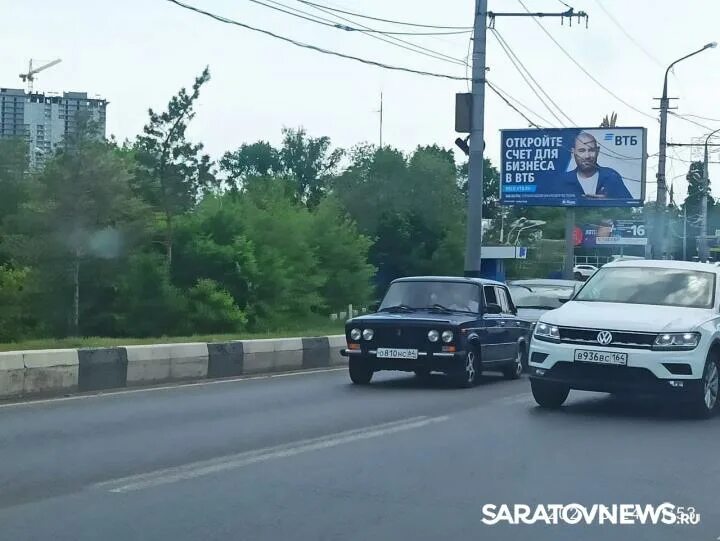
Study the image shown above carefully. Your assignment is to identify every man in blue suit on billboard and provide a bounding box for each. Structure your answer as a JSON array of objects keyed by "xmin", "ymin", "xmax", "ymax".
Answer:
[{"xmin": 563, "ymin": 131, "xmax": 632, "ymax": 199}]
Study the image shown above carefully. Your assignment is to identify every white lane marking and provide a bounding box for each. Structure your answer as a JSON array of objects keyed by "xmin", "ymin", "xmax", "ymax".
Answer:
[
  {"xmin": 0, "ymin": 368, "xmax": 347, "ymax": 410},
  {"xmin": 496, "ymin": 393, "xmax": 535, "ymax": 406},
  {"xmin": 98, "ymin": 415, "xmax": 449, "ymax": 493}
]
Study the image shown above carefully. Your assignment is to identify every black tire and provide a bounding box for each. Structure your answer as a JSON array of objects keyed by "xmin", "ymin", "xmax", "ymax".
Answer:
[
  {"xmin": 531, "ymin": 378, "xmax": 570, "ymax": 408},
  {"xmin": 452, "ymin": 350, "xmax": 479, "ymax": 388},
  {"xmin": 688, "ymin": 357, "xmax": 719, "ymax": 419},
  {"xmin": 349, "ymin": 358, "xmax": 373, "ymax": 385},
  {"xmin": 503, "ymin": 345, "xmax": 525, "ymax": 380}
]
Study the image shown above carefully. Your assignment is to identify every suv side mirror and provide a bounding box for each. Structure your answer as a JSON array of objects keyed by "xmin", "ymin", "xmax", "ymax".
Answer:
[{"xmin": 485, "ymin": 303, "xmax": 502, "ymax": 314}]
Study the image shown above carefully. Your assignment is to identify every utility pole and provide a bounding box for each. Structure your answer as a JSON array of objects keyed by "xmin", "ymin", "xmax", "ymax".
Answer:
[
  {"xmin": 683, "ymin": 204, "xmax": 687, "ymax": 261},
  {"xmin": 700, "ymin": 127, "xmax": 720, "ymax": 261},
  {"xmin": 462, "ymin": 4, "xmax": 586, "ymax": 277},
  {"xmin": 463, "ymin": 0, "xmax": 488, "ymax": 278},
  {"xmin": 654, "ymin": 42, "xmax": 716, "ymax": 259}
]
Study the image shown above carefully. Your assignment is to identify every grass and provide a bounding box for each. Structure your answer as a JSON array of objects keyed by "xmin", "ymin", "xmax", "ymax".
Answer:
[{"xmin": 0, "ymin": 323, "xmax": 346, "ymax": 352}]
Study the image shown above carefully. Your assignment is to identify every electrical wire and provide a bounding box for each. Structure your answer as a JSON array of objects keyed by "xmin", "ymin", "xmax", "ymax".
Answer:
[
  {"xmin": 248, "ymin": 0, "xmax": 470, "ymax": 35},
  {"xmin": 486, "ymin": 81, "xmax": 543, "ymax": 128},
  {"xmin": 591, "ymin": 0, "xmax": 664, "ymax": 69},
  {"xmin": 295, "ymin": 0, "xmax": 471, "ymax": 30},
  {"xmin": 679, "ymin": 113, "xmax": 720, "ymax": 123},
  {"xmin": 165, "ymin": 0, "xmax": 469, "ymax": 81},
  {"xmin": 517, "ymin": 0, "xmax": 658, "ymax": 122},
  {"xmin": 487, "ymin": 80, "xmax": 559, "ymax": 128},
  {"xmin": 286, "ymin": 0, "xmax": 468, "ymax": 66},
  {"xmin": 491, "ymin": 28, "xmax": 569, "ymax": 126},
  {"xmin": 668, "ymin": 112, "xmax": 717, "ymax": 131}
]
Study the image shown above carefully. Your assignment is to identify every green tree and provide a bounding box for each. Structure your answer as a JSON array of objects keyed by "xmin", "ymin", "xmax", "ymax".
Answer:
[
  {"xmin": 334, "ymin": 145, "xmax": 464, "ymax": 291},
  {"xmin": 7, "ymin": 116, "xmax": 149, "ymax": 336},
  {"xmin": 133, "ymin": 67, "xmax": 216, "ymax": 268},
  {"xmin": 221, "ymin": 128, "xmax": 343, "ymax": 208}
]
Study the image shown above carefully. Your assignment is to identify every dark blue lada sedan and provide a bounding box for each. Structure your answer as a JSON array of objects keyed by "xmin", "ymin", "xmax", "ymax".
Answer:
[{"xmin": 341, "ymin": 276, "xmax": 534, "ymax": 387}]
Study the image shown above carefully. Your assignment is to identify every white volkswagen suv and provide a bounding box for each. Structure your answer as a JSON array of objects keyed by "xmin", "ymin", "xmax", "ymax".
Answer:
[{"xmin": 528, "ymin": 259, "xmax": 720, "ymax": 418}]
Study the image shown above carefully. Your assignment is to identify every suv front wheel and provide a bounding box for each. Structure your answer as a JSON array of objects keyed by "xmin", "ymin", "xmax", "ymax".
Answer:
[
  {"xmin": 689, "ymin": 357, "xmax": 719, "ymax": 419},
  {"xmin": 531, "ymin": 379, "xmax": 570, "ymax": 409}
]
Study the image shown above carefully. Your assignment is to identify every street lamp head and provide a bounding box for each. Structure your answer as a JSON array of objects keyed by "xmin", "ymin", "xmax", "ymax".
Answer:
[{"xmin": 705, "ymin": 42, "xmax": 718, "ymax": 49}]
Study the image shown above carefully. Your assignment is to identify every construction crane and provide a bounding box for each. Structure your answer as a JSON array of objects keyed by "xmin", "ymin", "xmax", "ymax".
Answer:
[{"xmin": 19, "ymin": 58, "xmax": 62, "ymax": 93}]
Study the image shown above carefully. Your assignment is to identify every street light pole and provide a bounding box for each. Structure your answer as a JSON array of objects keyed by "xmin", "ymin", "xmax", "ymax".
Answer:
[
  {"xmin": 700, "ymin": 126, "xmax": 720, "ymax": 262},
  {"xmin": 655, "ymin": 42, "xmax": 716, "ymax": 259}
]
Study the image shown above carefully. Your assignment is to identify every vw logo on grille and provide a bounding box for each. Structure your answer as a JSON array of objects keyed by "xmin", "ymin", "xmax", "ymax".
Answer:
[{"xmin": 597, "ymin": 331, "xmax": 613, "ymax": 345}]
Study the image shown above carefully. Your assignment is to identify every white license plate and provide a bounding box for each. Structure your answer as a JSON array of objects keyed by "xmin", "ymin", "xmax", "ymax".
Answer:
[
  {"xmin": 376, "ymin": 348, "xmax": 418, "ymax": 360},
  {"xmin": 574, "ymin": 349, "xmax": 628, "ymax": 365}
]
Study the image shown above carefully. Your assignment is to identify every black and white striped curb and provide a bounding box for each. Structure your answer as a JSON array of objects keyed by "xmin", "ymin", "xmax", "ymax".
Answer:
[{"xmin": 0, "ymin": 336, "xmax": 347, "ymax": 400}]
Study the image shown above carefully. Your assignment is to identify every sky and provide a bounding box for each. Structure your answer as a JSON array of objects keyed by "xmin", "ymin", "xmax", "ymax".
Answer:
[{"xmin": 2, "ymin": 0, "xmax": 720, "ymax": 204}]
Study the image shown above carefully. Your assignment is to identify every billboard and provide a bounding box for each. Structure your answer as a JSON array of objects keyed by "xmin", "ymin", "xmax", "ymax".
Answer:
[
  {"xmin": 500, "ymin": 127, "xmax": 647, "ymax": 207},
  {"xmin": 575, "ymin": 219, "xmax": 647, "ymax": 247}
]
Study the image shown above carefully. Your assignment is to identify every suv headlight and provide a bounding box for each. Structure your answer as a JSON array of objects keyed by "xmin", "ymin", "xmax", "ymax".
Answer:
[
  {"xmin": 534, "ymin": 322, "xmax": 560, "ymax": 342},
  {"xmin": 362, "ymin": 328, "xmax": 374, "ymax": 341},
  {"xmin": 653, "ymin": 332, "xmax": 700, "ymax": 350},
  {"xmin": 350, "ymin": 328, "xmax": 362, "ymax": 341},
  {"xmin": 441, "ymin": 330, "xmax": 454, "ymax": 343},
  {"xmin": 428, "ymin": 330, "xmax": 440, "ymax": 343}
]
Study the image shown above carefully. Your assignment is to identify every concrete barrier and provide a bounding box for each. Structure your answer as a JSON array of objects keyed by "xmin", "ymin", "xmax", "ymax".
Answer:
[
  {"xmin": 126, "ymin": 345, "xmax": 172, "ymax": 385},
  {"xmin": 169, "ymin": 343, "xmax": 208, "ymax": 380},
  {"xmin": 78, "ymin": 347, "xmax": 128, "ymax": 392},
  {"xmin": 0, "ymin": 332, "xmax": 345, "ymax": 401},
  {"xmin": 242, "ymin": 339, "xmax": 277, "ymax": 374},
  {"xmin": 272, "ymin": 339, "xmax": 303, "ymax": 371},
  {"xmin": 0, "ymin": 352, "xmax": 24, "ymax": 399},
  {"xmin": 23, "ymin": 349, "xmax": 78, "ymax": 396},
  {"xmin": 207, "ymin": 342, "xmax": 244, "ymax": 379},
  {"xmin": 302, "ymin": 337, "xmax": 330, "ymax": 369},
  {"xmin": 328, "ymin": 335, "xmax": 347, "ymax": 366}
]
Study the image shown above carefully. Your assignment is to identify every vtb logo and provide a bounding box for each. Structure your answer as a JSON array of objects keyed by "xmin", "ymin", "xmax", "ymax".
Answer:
[{"xmin": 604, "ymin": 133, "xmax": 638, "ymax": 146}]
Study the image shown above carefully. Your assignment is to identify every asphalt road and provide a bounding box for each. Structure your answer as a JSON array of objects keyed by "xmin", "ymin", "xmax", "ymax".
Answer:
[{"xmin": 0, "ymin": 367, "xmax": 718, "ymax": 541}]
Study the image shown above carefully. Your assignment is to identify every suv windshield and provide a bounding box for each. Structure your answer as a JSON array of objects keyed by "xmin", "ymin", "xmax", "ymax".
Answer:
[
  {"xmin": 574, "ymin": 267, "xmax": 716, "ymax": 308},
  {"xmin": 379, "ymin": 281, "xmax": 480, "ymax": 313}
]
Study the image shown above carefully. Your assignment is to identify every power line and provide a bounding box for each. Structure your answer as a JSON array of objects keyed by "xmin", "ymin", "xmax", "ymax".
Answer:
[
  {"xmin": 286, "ymin": 0, "xmax": 468, "ymax": 66},
  {"xmin": 556, "ymin": 0, "xmax": 574, "ymax": 9},
  {"xmin": 486, "ymin": 80, "xmax": 543, "ymax": 128},
  {"xmin": 295, "ymin": 0, "xmax": 471, "ymax": 30},
  {"xmin": 591, "ymin": 0, "xmax": 664, "ymax": 69},
  {"xmin": 165, "ymin": 0, "xmax": 469, "ymax": 81},
  {"xmin": 491, "ymin": 28, "xmax": 568, "ymax": 126},
  {"xmin": 487, "ymin": 80, "xmax": 558, "ymax": 127},
  {"xmin": 517, "ymin": 0, "xmax": 658, "ymax": 122},
  {"xmin": 668, "ymin": 111, "xmax": 716, "ymax": 131},
  {"xmin": 249, "ymin": 0, "xmax": 471, "ymax": 35},
  {"xmin": 679, "ymin": 113, "xmax": 720, "ymax": 123}
]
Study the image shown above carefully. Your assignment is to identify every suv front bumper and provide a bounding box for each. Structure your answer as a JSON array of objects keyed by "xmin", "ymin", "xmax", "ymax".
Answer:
[{"xmin": 529, "ymin": 339, "xmax": 705, "ymax": 398}]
